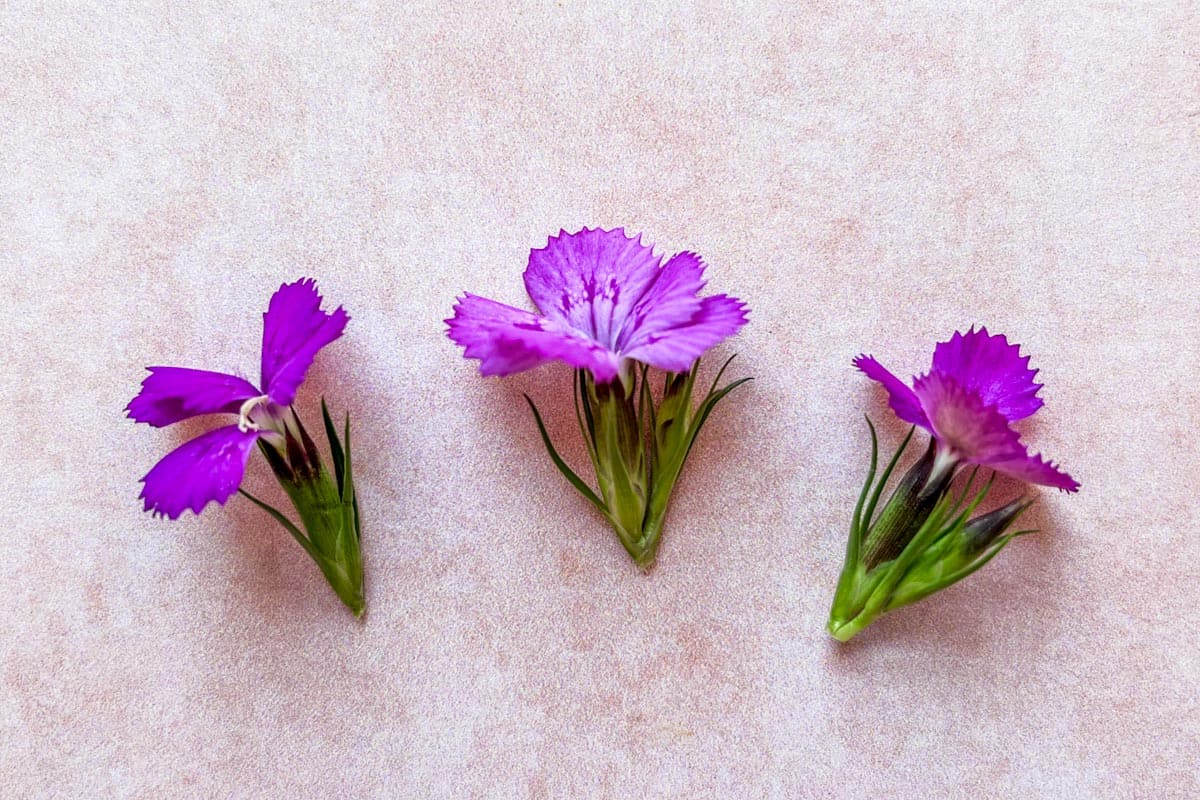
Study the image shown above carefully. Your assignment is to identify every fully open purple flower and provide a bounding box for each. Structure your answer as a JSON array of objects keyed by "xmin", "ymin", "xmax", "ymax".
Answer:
[
  {"xmin": 854, "ymin": 327, "xmax": 1078, "ymax": 492},
  {"xmin": 127, "ymin": 278, "xmax": 349, "ymax": 518},
  {"xmin": 446, "ymin": 227, "xmax": 750, "ymax": 569},
  {"xmin": 446, "ymin": 227, "xmax": 748, "ymax": 382}
]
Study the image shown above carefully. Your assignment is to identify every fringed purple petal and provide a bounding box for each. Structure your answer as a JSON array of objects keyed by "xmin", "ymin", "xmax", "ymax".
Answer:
[
  {"xmin": 446, "ymin": 294, "xmax": 622, "ymax": 382},
  {"xmin": 138, "ymin": 425, "xmax": 262, "ymax": 519},
  {"xmin": 932, "ymin": 327, "xmax": 1043, "ymax": 421},
  {"xmin": 858, "ymin": 331, "xmax": 1075, "ymax": 492},
  {"xmin": 523, "ymin": 228, "xmax": 661, "ymax": 347},
  {"xmin": 913, "ymin": 370, "xmax": 1025, "ymax": 464},
  {"xmin": 616, "ymin": 251, "xmax": 706, "ymax": 352},
  {"xmin": 126, "ymin": 367, "xmax": 260, "ymax": 428},
  {"xmin": 986, "ymin": 450, "xmax": 1080, "ymax": 492},
  {"xmin": 260, "ymin": 278, "xmax": 349, "ymax": 406},
  {"xmin": 853, "ymin": 355, "xmax": 931, "ymax": 429},
  {"xmin": 621, "ymin": 294, "xmax": 749, "ymax": 374}
]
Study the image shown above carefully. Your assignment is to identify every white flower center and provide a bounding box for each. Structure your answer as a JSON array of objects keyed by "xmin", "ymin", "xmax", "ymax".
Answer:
[{"xmin": 237, "ymin": 395, "xmax": 272, "ymax": 433}]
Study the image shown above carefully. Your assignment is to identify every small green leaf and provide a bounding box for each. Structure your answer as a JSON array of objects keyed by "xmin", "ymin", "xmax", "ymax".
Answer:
[
  {"xmin": 239, "ymin": 488, "xmax": 319, "ymax": 561},
  {"xmin": 321, "ymin": 398, "xmax": 346, "ymax": 497},
  {"xmin": 525, "ymin": 394, "xmax": 607, "ymax": 513},
  {"xmin": 704, "ymin": 354, "xmax": 738, "ymax": 400},
  {"xmin": 861, "ymin": 425, "xmax": 915, "ymax": 533},
  {"xmin": 682, "ymin": 375, "xmax": 752, "ymax": 462},
  {"xmin": 887, "ymin": 534, "xmax": 1016, "ymax": 611},
  {"xmin": 938, "ymin": 474, "xmax": 994, "ymax": 543},
  {"xmin": 849, "ymin": 417, "xmax": 881, "ymax": 566},
  {"xmin": 341, "ymin": 412, "xmax": 355, "ymax": 507}
]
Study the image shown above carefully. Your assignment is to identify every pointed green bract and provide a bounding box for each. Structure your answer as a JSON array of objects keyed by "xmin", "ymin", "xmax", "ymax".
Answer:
[
  {"xmin": 827, "ymin": 419, "xmax": 1036, "ymax": 642},
  {"xmin": 239, "ymin": 488, "xmax": 318, "ymax": 561},
  {"xmin": 321, "ymin": 398, "xmax": 346, "ymax": 496},
  {"xmin": 528, "ymin": 356, "xmax": 750, "ymax": 570},
  {"xmin": 526, "ymin": 395, "xmax": 606, "ymax": 513}
]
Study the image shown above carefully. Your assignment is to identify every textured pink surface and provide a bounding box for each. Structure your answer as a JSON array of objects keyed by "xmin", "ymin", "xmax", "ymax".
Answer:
[{"xmin": 2, "ymin": 3, "xmax": 1198, "ymax": 798}]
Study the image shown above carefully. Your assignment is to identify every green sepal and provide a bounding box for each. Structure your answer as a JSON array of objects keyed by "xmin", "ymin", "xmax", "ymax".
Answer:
[
  {"xmin": 321, "ymin": 398, "xmax": 346, "ymax": 496},
  {"xmin": 827, "ymin": 419, "xmax": 1037, "ymax": 642},
  {"xmin": 682, "ymin": 355, "xmax": 753, "ymax": 462},
  {"xmin": 238, "ymin": 488, "xmax": 319, "ymax": 562},
  {"xmin": 525, "ymin": 394, "xmax": 606, "ymax": 514},
  {"xmin": 527, "ymin": 358, "xmax": 750, "ymax": 570}
]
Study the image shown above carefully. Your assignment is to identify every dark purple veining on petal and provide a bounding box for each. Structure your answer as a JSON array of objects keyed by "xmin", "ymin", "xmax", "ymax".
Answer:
[{"xmin": 448, "ymin": 228, "xmax": 748, "ymax": 382}]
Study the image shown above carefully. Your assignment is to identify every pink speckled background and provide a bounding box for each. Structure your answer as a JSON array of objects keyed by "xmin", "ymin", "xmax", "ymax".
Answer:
[{"xmin": 2, "ymin": 2, "xmax": 1198, "ymax": 798}]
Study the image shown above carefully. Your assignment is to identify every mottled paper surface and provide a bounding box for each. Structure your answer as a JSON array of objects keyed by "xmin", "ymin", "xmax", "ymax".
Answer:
[{"xmin": 2, "ymin": 2, "xmax": 1197, "ymax": 798}]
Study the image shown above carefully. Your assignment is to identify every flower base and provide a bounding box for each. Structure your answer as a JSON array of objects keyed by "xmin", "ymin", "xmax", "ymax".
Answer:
[
  {"xmin": 241, "ymin": 400, "xmax": 365, "ymax": 617},
  {"xmin": 828, "ymin": 419, "xmax": 1036, "ymax": 641},
  {"xmin": 527, "ymin": 357, "xmax": 750, "ymax": 569}
]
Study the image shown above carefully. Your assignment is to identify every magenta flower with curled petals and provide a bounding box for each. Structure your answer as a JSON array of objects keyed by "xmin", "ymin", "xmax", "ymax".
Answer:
[
  {"xmin": 854, "ymin": 327, "xmax": 1078, "ymax": 492},
  {"xmin": 828, "ymin": 328, "xmax": 1078, "ymax": 641},
  {"xmin": 127, "ymin": 279, "xmax": 365, "ymax": 616},
  {"xmin": 447, "ymin": 227, "xmax": 750, "ymax": 569}
]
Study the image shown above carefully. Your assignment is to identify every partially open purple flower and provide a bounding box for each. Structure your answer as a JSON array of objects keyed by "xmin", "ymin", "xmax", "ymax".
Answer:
[
  {"xmin": 128, "ymin": 278, "xmax": 349, "ymax": 517},
  {"xmin": 854, "ymin": 327, "xmax": 1078, "ymax": 492},
  {"xmin": 127, "ymin": 279, "xmax": 365, "ymax": 616},
  {"xmin": 828, "ymin": 327, "xmax": 1078, "ymax": 641},
  {"xmin": 446, "ymin": 227, "xmax": 748, "ymax": 383}
]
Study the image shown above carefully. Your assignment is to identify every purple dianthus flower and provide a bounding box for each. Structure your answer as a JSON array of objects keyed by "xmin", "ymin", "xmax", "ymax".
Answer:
[
  {"xmin": 828, "ymin": 328, "xmax": 1078, "ymax": 641},
  {"xmin": 127, "ymin": 279, "xmax": 364, "ymax": 615},
  {"xmin": 447, "ymin": 227, "xmax": 750, "ymax": 569},
  {"xmin": 447, "ymin": 227, "xmax": 748, "ymax": 383},
  {"xmin": 129, "ymin": 279, "xmax": 348, "ymax": 517},
  {"xmin": 854, "ymin": 327, "xmax": 1078, "ymax": 492}
]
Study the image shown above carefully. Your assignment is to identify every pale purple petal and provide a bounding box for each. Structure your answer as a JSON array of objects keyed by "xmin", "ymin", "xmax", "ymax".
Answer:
[
  {"xmin": 452, "ymin": 229, "xmax": 747, "ymax": 380},
  {"xmin": 126, "ymin": 367, "xmax": 260, "ymax": 428},
  {"xmin": 621, "ymin": 294, "xmax": 749, "ymax": 373},
  {"xmin": 523, "ymin": 228, "xmax": 661, "ymax": 347},
  {"xmin": 932, "ymin": 327, "xmax": 1043, "ymax": 421},
  {"xmin": 853, "ymin": 355, "xmax": 931, "ymax": 429},
  {"xmin": 987, "ymin": 451, "xmax": 1080, "ymax": 492},
  {"xmin": 139, "ymin": 425, "xmax": 262, "ymax": 519},
  {"xmin": 446, "ymin": 294, "xmax": 622, "ymax": 381},
  {"xmin": 615, "ymin": 251, "xmax": 706, "ymax": 352},
  {"xmin": 913, "ymin": 370, "xmax": 1025, "ymax": 464},
  {"xmin": 260, "ymin": 278, "xmax": 349, "ymax": 406}
]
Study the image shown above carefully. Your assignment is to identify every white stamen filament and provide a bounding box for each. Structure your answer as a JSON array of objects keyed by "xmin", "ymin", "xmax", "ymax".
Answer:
[
  {"xmin": 237, "ymin": 395, "xmax": 272, "ymax": 433},
  {"xmin": 928, "ymin": 443, "xmax": 962, "ymax": 489}
]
